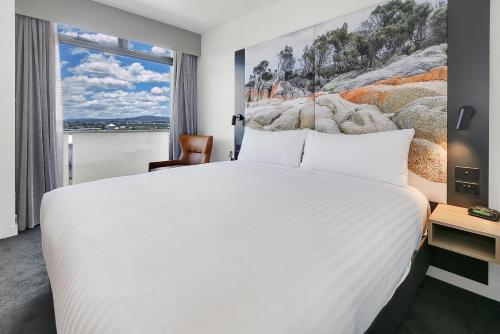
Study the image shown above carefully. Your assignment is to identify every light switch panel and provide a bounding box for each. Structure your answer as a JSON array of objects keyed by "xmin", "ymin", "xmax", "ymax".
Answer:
[{"xmin": 455, "ymin": 166, "xmax": 480, "ymax": 182}]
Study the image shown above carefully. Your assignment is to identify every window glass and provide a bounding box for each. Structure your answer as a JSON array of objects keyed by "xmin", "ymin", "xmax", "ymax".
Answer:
[
  {"xmin": 59, "ymin": 42, "xmax": 171, "ymax": 131},
  {"xmin": 57, "ymin": 24, "xmax": 172, "ymax": 185},
  {"xmin": 58, "ymin": 24, "xmax": 118, "ymax": 46},
  {"xmin": 129, "ymin": 40, "xmax": 172, "ymax": 57}
]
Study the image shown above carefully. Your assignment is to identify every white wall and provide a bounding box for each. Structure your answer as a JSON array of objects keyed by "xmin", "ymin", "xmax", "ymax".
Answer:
[
  {"xmin": 198, "ymin": 0, "xmax": 500, "ymax": 298},
  {"xmin": 487, "ymin": 0, "xmax": 500, "ymax": 297},
  {"xmin": 0, "ymin": 0, "xmax": 17, "ymax": 239},
  {"xmin": 198, "ymin": 0, "xmax": 383, "ymax": 161},
  {"xmin": 16, "ymin": 0, "xmax": 201, "ymax": 56},
  {"xmin": 69, "ymin": 131, "xmax": 169, "ymax": 184}
]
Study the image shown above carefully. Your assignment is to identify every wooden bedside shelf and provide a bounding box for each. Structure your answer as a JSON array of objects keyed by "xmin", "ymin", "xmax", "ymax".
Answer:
[{"xmin": 429, "ymin": 204, "xmax": 500, "ymax": 264}]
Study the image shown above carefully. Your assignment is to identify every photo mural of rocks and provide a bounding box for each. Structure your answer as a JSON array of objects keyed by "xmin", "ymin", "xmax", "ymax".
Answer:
[{"xmin": 243, "ymin": 0, "xmax": 448, "ymax": 202}]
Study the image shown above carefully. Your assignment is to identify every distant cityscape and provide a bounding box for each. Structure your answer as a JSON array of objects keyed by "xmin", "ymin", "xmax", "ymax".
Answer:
[{"xmin": 64, "ymin": 115, "xmax": 170, "ymax": 131}]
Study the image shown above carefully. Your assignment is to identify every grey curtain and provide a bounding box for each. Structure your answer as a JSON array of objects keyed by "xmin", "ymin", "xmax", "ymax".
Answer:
[
  {"xmin": 15, "ymin": 15, "xmax": 62, "ymax": 231},
  {"xmin": 169, "ymin": 52, "xmax": 198, "ymax": 159}
]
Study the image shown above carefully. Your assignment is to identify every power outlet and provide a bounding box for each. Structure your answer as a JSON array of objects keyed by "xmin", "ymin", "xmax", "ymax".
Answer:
[
  {"xmin": 455, "ymin": 181, "xmax": 480, "ymax": 196},
  {"xmin": 455, "ymin": 166, "xmax": 480, "ymax": 182}
]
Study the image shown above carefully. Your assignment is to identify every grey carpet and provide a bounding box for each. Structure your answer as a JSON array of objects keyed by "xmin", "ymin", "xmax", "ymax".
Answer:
[
  {"xmin": 398, "ymin": 276, "xmax": 500, "ymax": 334},
  {"xmin": 1, "ymin": 227, "xmax": 500, "ymax": 334},
  {"xmin": 0, "ymin": 227, "xmax": 55, "ymax": 334}
]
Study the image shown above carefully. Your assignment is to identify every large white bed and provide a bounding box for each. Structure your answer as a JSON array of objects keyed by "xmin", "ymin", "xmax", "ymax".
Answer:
[{"xmin": 41, "ymin": 161, "xmax": 428, "ymax": 334}]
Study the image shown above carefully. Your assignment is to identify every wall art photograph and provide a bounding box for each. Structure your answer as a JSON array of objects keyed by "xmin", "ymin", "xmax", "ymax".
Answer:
[{"xmin": 242, "ymin": 0, "xmax": 448, "ymax": 202}]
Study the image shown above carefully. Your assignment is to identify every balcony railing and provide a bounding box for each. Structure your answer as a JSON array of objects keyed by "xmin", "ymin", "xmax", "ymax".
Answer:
[{"xmin": 63, "ymin": 130, "xmax": 170, "ymax": 185}]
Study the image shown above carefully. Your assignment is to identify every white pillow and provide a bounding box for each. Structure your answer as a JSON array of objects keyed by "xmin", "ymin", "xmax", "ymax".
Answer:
[
  {"xmin": 300, "ymin": 129, "xmax": 415, "ymax": 187},
  {"xmin": 238, "ymin": 128, "xmax": 307, "ymax": 167}
]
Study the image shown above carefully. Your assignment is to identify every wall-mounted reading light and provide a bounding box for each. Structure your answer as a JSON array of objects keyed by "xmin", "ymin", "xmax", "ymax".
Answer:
[
  {"xmin": 231, "ymin": 114, "xmax": 245, "ymax": 126},
  {"xmin": 456, "ymin": 106, "xmax": 476, "ymax": 130}
]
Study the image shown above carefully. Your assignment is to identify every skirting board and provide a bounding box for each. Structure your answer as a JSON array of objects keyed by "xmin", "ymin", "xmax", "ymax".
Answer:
[{"xmin": 427, "ymin": 266, "xmax": 500, "ymax": 302}]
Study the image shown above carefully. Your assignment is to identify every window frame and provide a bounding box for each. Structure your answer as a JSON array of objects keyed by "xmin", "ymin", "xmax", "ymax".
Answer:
[{"xmin": 58, "ymin": 34, "xmax": 173, "ymax": 65}]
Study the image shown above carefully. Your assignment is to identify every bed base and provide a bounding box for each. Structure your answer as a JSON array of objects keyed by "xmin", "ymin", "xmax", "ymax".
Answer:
[{"xmin": 366, "ymin": 236, "xmax": 430, "ymax": 334}]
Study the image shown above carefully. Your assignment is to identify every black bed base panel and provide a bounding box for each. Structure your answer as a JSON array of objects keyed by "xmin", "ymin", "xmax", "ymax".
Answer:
[
  {"xmin": 366, "ymin": 239, "xmax": 430, "ymax": 334},
  {"xmin": 430, "ymin": 246, "xmax": 488, "ymax": 284}
]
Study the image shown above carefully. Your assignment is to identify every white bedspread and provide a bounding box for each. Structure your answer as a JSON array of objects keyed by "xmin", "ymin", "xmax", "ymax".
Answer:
[{"xmin": 41, "ymin": 161, "xmax": 428, "ymax": 334}]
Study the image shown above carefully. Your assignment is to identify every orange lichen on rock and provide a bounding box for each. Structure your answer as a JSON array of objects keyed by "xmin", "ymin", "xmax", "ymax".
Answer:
[
  {"xmin": 308, "ymin": 91, "xmax": 326, "ymax": 101},
  {"xmin": 339, "ymin": 86, "xmax": 390, "ymax": 111},
  {"xmin": 372, "ymin": 66, "xmax": 448, "ymax": 86},
  {"xmin": 339, "ymin": 81, "xmax": 447, "ymax": 113}
]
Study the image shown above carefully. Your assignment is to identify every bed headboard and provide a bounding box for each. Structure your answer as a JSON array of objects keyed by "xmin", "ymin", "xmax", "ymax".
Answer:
[
  {"xmin": 234, "ymin": 0, "xmax": 491, "ymax": 284},
  {"xmin": 235, "ymin": 0, "xmax": 449, "ymax": 203}
]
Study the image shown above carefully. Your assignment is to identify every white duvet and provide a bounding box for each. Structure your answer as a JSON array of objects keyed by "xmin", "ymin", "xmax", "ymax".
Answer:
[{"xmin": 41, "ymin": 161, "xmax": 428, "ymax": 334}]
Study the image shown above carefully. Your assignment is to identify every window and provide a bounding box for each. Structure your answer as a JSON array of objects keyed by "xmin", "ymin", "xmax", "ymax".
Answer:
[
  {"xmin": 59, "ymin": 25, "xmax": 118, "ymax": 46},
  {"xmin": 128, "ymin": 40, "xmax": 172, "ymax": 57},
  {"xmin": 58, "ymin": 24, "xmax": 172, "ymax": 131},
  {"xmin": 57, "ymin": 25, "xmax": 173, "ymax": 185}
]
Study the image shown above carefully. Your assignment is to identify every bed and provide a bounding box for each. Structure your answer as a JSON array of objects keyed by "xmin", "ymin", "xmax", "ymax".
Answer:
[{"xmin": 41, "ymin": 160, "xmax": 429, "ymax": 334}]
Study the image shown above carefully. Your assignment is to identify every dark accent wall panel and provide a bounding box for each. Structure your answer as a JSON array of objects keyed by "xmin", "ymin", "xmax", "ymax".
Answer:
[
  {"xmin": 447, "ymin": 0, "xmax": 490, "ymax": 207},
  {"xmin": 234, "ymin": 49, "xmax": 245, "ymax": 158},
  {"xmin": 432, "ymin": 0, "xmax": 490, "ymax": 284}
]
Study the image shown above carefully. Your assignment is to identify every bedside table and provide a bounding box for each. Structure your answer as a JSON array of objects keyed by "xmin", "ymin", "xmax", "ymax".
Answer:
[{"xmin": 429, "ymin": 204, "xmax": 500, "ymax": 264}]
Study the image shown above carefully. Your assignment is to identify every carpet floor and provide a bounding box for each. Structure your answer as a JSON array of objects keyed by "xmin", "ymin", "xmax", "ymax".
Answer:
[
  {"xmin": 1, "ymin": 227, "xmax": 500, "ymax": 334},
  {"xmin": 0, "ymin": 228, "xmax": 55, "ymax": 334}
]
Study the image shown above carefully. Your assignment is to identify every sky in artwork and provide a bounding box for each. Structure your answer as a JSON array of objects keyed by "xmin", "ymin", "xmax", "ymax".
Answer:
[{"xmin": 245, "ymin": 0, "xmax": 446, "ymax": 81}]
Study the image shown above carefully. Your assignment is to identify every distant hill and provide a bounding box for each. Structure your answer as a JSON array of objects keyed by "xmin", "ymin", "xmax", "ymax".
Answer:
[
  {"xmin": 64, "ymin": 115, "xmax": 170, "ymax": 131},
  {"xmin": 124, "ymin": 115, "xmax": 169, "ymax": 122},
  {"xmin": 65, "ymin": 115, "xmax": 169, "ymax": 123}
]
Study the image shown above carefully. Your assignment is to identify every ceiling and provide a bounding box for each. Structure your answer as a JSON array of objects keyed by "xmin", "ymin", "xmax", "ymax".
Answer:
[{"xmin": 93, "ymin": 0, "xmax": 285, "ymax": 33}]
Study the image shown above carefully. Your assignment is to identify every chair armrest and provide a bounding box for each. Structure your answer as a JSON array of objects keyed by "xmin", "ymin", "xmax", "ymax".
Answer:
[{"xmin": 148, "ymin": 160, "xmax": 186, "ymax": 172}]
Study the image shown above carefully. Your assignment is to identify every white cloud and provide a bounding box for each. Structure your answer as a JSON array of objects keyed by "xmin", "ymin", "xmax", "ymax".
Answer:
[
  {"xmin": 60, "ymin": 60, "xmax": 69, "ymax": 68},
  {"xmin": 61, "ymin": 28, "xmax": 118, "ymax": 46},
  {"xmin": 62, "ymin": 50, "xmax": 170, "ymax": 119},
  {"xmin": 63, "ymin": 89, "xmax": 170, "ymax": 119},
  {"xmin": 64, "ymin": 94, "xmax": 86, "ymax": 104},
  {"xmin": 63, "ymin": 75, "xmax": 132, "ymax": 90},
  {"xmin": 69, "ymin": 47, "xmax": 89, "ymax": 55},
  {"xmin": 61, "ymin": 30, "xmax": 78, "ymax": 38},
  {"xmin": 69, "ymin": 53, "xmax": 170, "ymax": 84},
  {"xmin": 151, "ymin": 46, "xmax": 169, "ymax": 56},
  {"xmin": 79, "ymin": 32, "xmax": 118, "ymax": 46},
  {"xmin": 150, "ymin": 87, "xmax": 163, "ymax": 94},
  {"xmin": 150, "ymin": 86, "xmax": 170, "ymax": 95}
]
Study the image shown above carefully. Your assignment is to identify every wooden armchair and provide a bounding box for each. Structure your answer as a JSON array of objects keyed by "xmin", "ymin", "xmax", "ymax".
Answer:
[{"xmin": 149, "ymin": 134, "xmax": 213, "ymax": 172}]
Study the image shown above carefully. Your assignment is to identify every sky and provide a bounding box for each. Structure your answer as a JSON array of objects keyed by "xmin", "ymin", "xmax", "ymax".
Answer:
[
  {"xmin": 58, "ymin": 25, "xmax": 171, "ymax": 120},
  {"xmin": 245, "ymin": 0, "xmax": 446, "ymax": 82}
]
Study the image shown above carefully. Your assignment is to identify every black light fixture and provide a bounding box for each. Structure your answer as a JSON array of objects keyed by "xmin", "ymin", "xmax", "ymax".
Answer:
[
  {"xmin": 456, "ymin": 106, "xmax": 476, "ymax": 130},
  {"xmin": 231, "ymin": 114, "xmax": 245, "ymax": 125}
]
